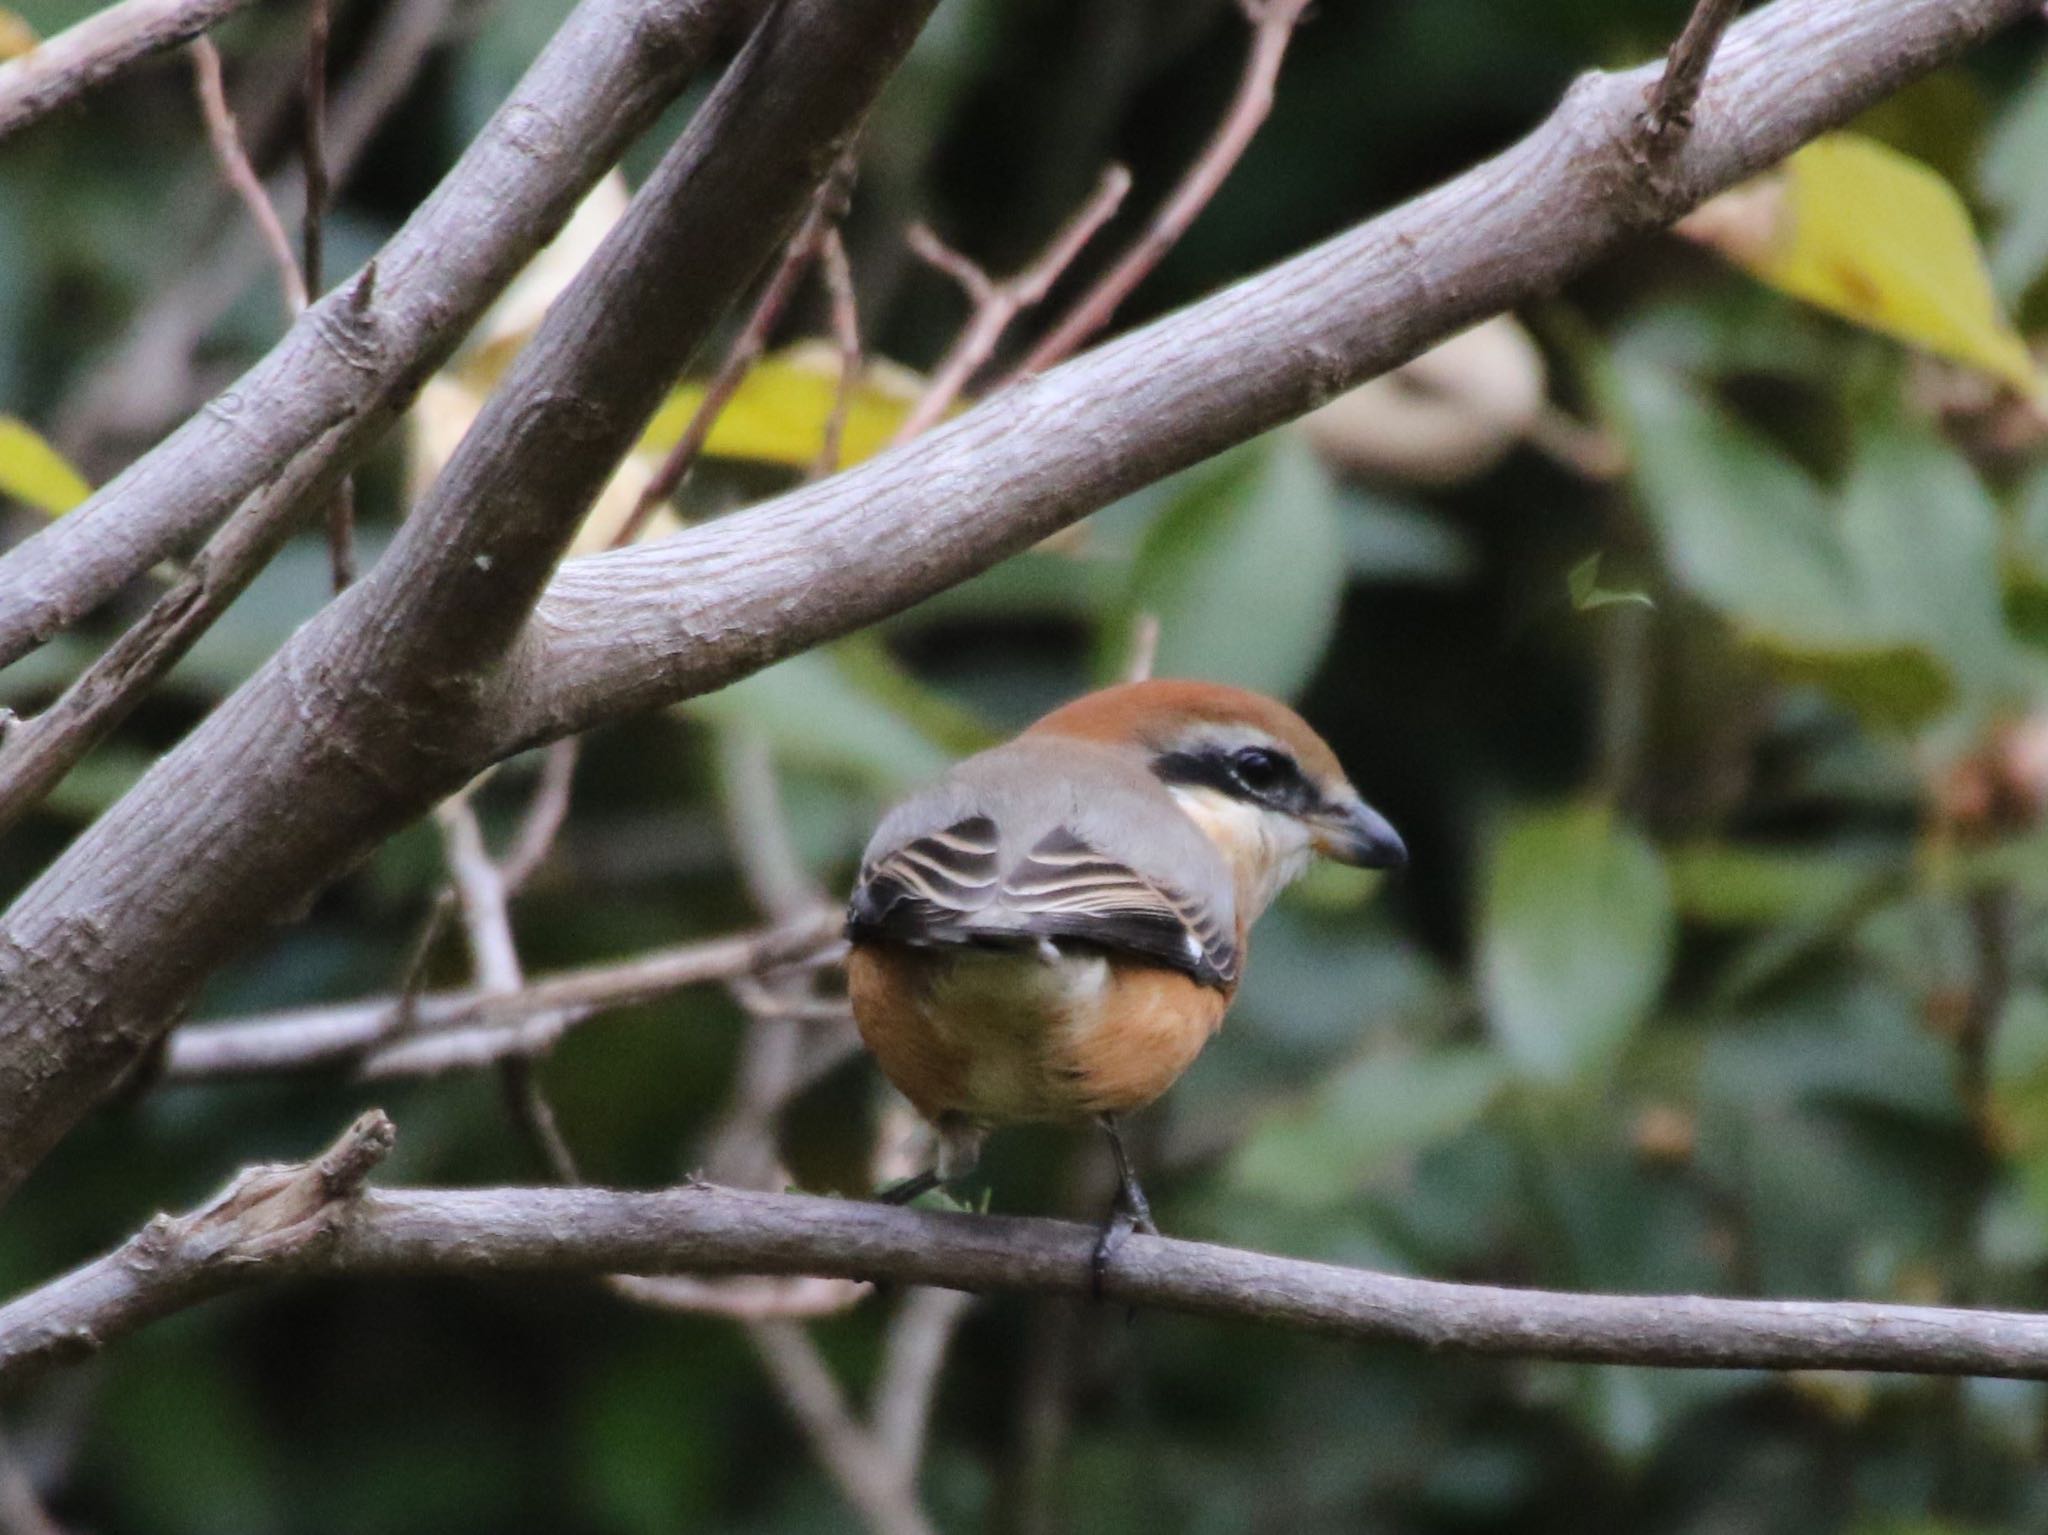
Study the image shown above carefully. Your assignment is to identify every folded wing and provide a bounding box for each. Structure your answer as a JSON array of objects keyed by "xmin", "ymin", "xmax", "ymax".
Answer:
[{"xmin": 849, "ymin": 818, "xmax": 1237, "ymax": 990}]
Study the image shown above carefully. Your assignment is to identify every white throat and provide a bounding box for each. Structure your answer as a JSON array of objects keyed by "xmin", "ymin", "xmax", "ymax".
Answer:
[{"xmin": 1167, "ymin": 785, "xmax": 1313, "ymax": 922}]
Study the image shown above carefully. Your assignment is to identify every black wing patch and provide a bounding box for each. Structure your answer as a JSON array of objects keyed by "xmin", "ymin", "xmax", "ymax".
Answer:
[
  {"xmin": 849, "ymin": 820, "xmax": 1237, "ymax": 991},
  {"xmin": 847, "ymin": 815, "xmax": 1001, "ymax": 942},
  {"xmin": 1001, "ymin": 828, "xmax": 1238, "ymax": 989}
]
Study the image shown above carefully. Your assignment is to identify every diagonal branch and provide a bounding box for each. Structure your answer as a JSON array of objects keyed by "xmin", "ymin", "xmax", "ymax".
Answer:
[
  {"xmin": 888, "ymin": 163, "xmax": 1130, "ymax": 443},
  {"xmin": 0, "ymin": 0, "xmax": 936, "ymax": 1206},
  {"xmin": 0, "ymin": 0, "xmax": 2028, "ymax": 1210},
  {"xmin": 497, "ymin": 0, "xmax": 2034, "ymax": 747},
  {"xmin": 0, "ymin": 0, "xmax": 270, "ymax": 142},
  {"xmin": 15, "ymin": 1166, "xmax": 2048, "ymax": 1394},
  {"xmin": 0, "ymin": 0, "xmax": 751, "ymax": 670}
]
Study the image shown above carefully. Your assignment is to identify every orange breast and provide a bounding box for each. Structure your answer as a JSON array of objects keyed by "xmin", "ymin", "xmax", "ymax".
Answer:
[{"xmin": 849, "ymin": 940, "xmax": 1232, "ymax": 1125}]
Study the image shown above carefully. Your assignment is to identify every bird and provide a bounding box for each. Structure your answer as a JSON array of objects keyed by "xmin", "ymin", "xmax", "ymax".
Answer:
[{"xmin": 844, "ymin": 678, "xmax": 1406, "ymax": 1281}]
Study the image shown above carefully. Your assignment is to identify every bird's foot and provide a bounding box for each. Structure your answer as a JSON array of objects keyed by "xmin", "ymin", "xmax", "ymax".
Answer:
[{"xmin": 1089, "ymin": 1175, "xmax": 1159, "ymax": 1302}]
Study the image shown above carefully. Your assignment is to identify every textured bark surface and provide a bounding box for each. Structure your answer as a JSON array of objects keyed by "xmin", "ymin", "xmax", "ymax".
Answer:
[
  {"xmin": 0, "ymin": 0, "xmax": 937, "ymax": 1202},
  {"xmin": 14, "ymin": 1172, "xmax": 2048, "ymax": 1391},
  {"xmin": 0, "ymin": 0, "xmax": 2034, "ymax": 1206},
  {"xmin": 0, "ymin": 0, "xmax": 747, "ymax": 668},
  {"xmin": 0, "ymin": 0, "xmax": 269, "ymax": 141}
]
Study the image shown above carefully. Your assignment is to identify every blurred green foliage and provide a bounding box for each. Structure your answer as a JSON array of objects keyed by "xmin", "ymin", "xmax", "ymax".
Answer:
[{"xmin": 5, "ymin": 0, "xmax": 2048, "ymax": 1531}]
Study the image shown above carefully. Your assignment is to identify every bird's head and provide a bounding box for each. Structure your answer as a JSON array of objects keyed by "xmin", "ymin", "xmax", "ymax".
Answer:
[{"xmin": 1025, "ymin": 679, "xmax": 1405, "ymax": 919}]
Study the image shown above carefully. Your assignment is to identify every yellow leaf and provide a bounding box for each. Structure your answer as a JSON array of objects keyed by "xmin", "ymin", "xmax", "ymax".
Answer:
[
  {"xmin": 408, "ymin": 373, "xmax": 679, "ymax": 556},
  {"xmin": 0, "ymin": 11, "xmax": 36, "ymax": 61},
  {"xmin": 638, "ymin": 342, "xmax": 927, "ymax": 470},
  {"xmin": 0, "ymin": 416, "xmax": 90, "ymax": 515},
  {"xmin": 1679, "ymin": 134, "xmax": 2039, "ymax": 395}
]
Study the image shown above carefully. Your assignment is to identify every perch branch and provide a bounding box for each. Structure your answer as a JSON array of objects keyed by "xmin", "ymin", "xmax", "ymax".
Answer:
[{"xmin": 17, "ymin": 1171, "xmax": 2048, "ymax": 1392}]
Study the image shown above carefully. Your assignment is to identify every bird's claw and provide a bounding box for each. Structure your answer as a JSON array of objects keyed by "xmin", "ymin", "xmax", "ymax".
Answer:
[{"xmin": 1089, "ymin": 1185, "xmax": 1158, "ymax": 1302}]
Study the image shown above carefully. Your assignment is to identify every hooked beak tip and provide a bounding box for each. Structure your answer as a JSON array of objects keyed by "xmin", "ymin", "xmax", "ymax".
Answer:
[{"xmin": 1317, "ymin": 798, "xmax": 1407, "ymax": 871}]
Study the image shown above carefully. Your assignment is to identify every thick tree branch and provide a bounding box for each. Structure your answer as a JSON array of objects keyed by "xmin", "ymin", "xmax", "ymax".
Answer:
[
  {"xmin": 495, "ymin": 0, "xmax": 2034, "ymax": 746},
  {"xmin": 0, "ymin": 0, "xmax": 2025, "ymax": 1207},
  {"xmin": 0, "ymin": 0, "xmax": 268, "ymax": 142},
  {"xmin": 0, "ymin": 0, "xmax": 935, "ymax": 1205},
  {"xmin": 15, "ymin": 1166, "xmax": 2048, "ymax": 1394},
  {"xmin": 0, "ymin": 0, "xmax": 749, "ymax": 669}
]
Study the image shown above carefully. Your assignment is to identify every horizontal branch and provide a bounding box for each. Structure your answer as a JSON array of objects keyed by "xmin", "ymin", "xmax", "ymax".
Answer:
[
  {"xmin": 494, "ymin": 0, "xmax": 2037, "ymax": 744},
  {"xmin": 10, "ymin": 1123, "xmax": 2048, "ymax": 1392},
  {"xmin": 163, "ymin": 913, "xmax": 844, "ymax": 1080},
  {"xmin": 0, "ymin": 0, "xmax": 746, "ymax": 669},
  {"xmin": 0, "ymin": 0, "xmax": 267, "ymax": 142}
]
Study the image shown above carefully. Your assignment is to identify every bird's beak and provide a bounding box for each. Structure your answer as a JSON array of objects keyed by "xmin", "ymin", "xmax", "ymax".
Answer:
[{"xmin": 1309, "ymin": 795, "xmax": 1407, "ymax": 870}]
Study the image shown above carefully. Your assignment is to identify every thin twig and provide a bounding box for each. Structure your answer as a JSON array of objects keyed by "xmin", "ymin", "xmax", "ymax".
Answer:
[
  {"xmin": 23, "ymin": 1176, "xmax": 2048, "ymax": 1394},
  {"xmin": 0, "ymin": 1429, "xmax": 65, "ymax": 1535},
  {"xmin": 810, "ymin": 227, "xmax": 865, "ymax": 479},
  {"xmin": 301, "ymin": 0, "xmax": 332, "ymax": 299},
  {"xmin": 890, "ymin": 163, "xmax": 1129, "ymax": 444},
  {"xmin": 163, "ymin": 914, "xmax": 846, "ymax": 1080},
  {"xmin": 1, "ymin": 0, "xmax": 729, "ymax": 670},
  {"xmin": 190, "ymin": 36, "xmax": 308, "ymax": 316},
  {"xmin": 749, "ymin": 1322, "xmax": 940, "ymax": 1535},
  {"xmin": 1639, "ymin": 0, "xmax": 1743, "ymax": 154},
  {"xmin": 1009, "ymin": 0, "xmax": 1312, "ymax": 378},
  {"xmin": 499, "ymin": 740, "xmax": 583, "ymax": 891},
  {"xmin": 612, "ymin": 172, "xmax": 848, "ymax": 547},
  {"xmin": 0, "ymin": 414, "xmax": 361, "ymax": 839},
  {"xmin": 871, "ymin": 1287, "xmax": 974, "ymax": 1485}
]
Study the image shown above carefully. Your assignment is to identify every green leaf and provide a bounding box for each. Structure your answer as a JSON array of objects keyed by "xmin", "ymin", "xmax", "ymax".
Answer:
[
  {"xmin": 1130, "ymin": 434, "xmax": 1346, "ymax": 697},
  {"xmin": 1605, "ymin": 357, "xmax": 1985, "ymax": 729},
  {"xmin": 1567, "ymin": 552, "xmax": 1652, "ymax": 612},
  {"xmin": 0, "ymin": 415, "xmax": 90, "ymax": 515},
  {"xmin": 1478, "ymin": 802, "xmax": 1675, "ymax": 1083},
  {"xmin": 1837, "ymin": 422, "xmax": 2008, "ymax": 697},
  {"xmin": 1982, "ymin": 57, "xmax": 2048, "ymax": 301},
  {"xmin": 1228, "ymin": 1047, "xmax": 1508, "ymax": 1207},
  {"xmin": 1604, "ymin": 356, "xmax": 1862, "ymax": 645},
  {"xmin": 1337, "ymin": 486, "xmax": 1472, "ymax": 584},
  {"xmin": 1667, "ymin": 841, "xmax": 1894, "ymax": 927}
]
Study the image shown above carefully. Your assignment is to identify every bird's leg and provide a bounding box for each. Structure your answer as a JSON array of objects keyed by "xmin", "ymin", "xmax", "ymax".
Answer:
[{"xmin": 1091, "ymin": 1112, "xmax": 1159, "ymax": 1299}]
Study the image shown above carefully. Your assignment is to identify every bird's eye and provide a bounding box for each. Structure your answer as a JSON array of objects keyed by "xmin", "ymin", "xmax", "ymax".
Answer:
[{"xmin": 1229, "ymin": 746, "xmax": 1290, "ymax": 795}]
